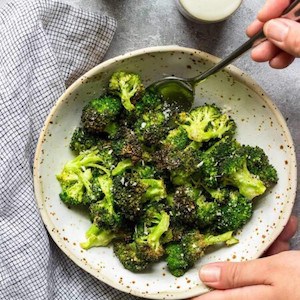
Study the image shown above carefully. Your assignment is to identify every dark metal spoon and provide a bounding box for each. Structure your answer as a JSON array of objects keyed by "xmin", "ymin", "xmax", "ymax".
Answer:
[{"xmin": 149, "ymin": 0, "xmax": 300, "ymax": 111}]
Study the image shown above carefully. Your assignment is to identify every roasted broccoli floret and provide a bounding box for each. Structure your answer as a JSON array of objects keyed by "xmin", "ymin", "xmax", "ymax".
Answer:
[
  {"xmin": 113, "ymin": 170, "xmax": 167, "ymax": 221},
  {"xmin": 134, "ymin": 205, "xmax": 170, "ymax": 262},
  {"xmin": 108, "ymin": 71, "xmax": 144, "ymax": 111},
  {"xmin": 154, "ymin": 126, "xmax": 190, "ymax": 170},
  {"xmin": 89, "ymin": 174, "xmax": 122, "ymax": 230},
  {"xmin": 111, "ymin": 128, "xmax": 143, "ymax": 163},
  {"xmin": 170, "ymin": 185, "xmax": 218, "ymax": 228},
  {"xmin": 81, "ymin": 95, "xmax": 122, "ymax": 133},
  {"xmin": 58, "ymin": 169, "xmax": 92, "ymax": 206},
  {"xmin": 198, "ymin": 137, "xmax": 266, "ymax": 200},
  {"xmin": 165, "ymin": 230, "xmax": 236, "ymax": 277},
  {"xmin": 178, "ymin": 104, "xmax": 236, "ymax": 143},
  {"xmin": 69, "ymin": 128, "xmax": 116, "ymax": 168},
  {"xmin": 69, "ymin": 127, "xmax": 100, "ymax": 153},
  {"xmin": 135, "ymin": 89, "xmax": 163, "ymax": 116},
  {"xmin": 196, "ymin": 195, "xmax": 220, "ymax": 229},
  {"xmin": 56, "ymin": 148, "xmax": 110, "ymax": 206},
  {"xmin": 181, "ymin": 230, "xmax": 236, "ymax": 267},
  {"xmin": 80, "ymin": 223, "xmax": 120, "ymax": 250},
  {"xmin": 164, "ymin": 125, "xmax": 191, "ymax": 150},
  {"xmin": 134, "ymin": 111, "xmax": 168, "ymax": 145},
  {"xmin": 113, "ymin": 241, "xmax": 150, "ymax": 272},
  {"xmin": 165, "ymin": 243, "xmax": 189, "ymax": 277},
  {"xmin": 131, "ymin": 89, "xmax": 175, "ymax": 145},
  {"xmin": 155, "ymin": 126, "xmax": 202, "ymax": 182},
  {"xmin": 242, "ymin": 145, "xmax": 278, "ymax": 188},
  {"xmin": 112, "ymin": 174, "xmax": 144, "ymax": 221},
  {"xmin": 215, "ymin": 191, "xmax": 253, "ymax": 233},
  {"xmin": 170, "ymin": 185, "xmax": 199, "ymax": 225},
  {"xmin": 168, "ymin": 142, "xmax": 201, "ymax": 185}
]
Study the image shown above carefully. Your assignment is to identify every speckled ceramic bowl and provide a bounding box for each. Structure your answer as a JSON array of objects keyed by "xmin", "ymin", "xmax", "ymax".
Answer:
[{"xmin": 33, "ymin": 46, "xmax": 297, "ymax": 299}]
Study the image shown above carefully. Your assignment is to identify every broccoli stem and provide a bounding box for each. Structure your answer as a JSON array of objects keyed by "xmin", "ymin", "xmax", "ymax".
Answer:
[
  {"xmin": 203, "ymin": 231, "xmax": 235, "ymax": 247},
  {"xmin": 148, "ymin": 212, "xmax": 170, "ymax": 250},
  {"xmin": 224, "ymin": 163, "xmax": 266, "ymax": 200},
  {"xmin": 121, "ymin": 95, "xmax": 135, "ymax": 111},
  {"xmin": 80, "ymin": 224, "xmax": 117, "ymax": 249},
  {"xmin": 88, "ymin": 164, "xmax": 111, "ymax": 176},
  {"xmin": 98, "ymin": 175, "xmax": 116, "ymax": 197},
  {"xmin": 111, "ymin": 159, "xmax": 133, "ymax": 176}
]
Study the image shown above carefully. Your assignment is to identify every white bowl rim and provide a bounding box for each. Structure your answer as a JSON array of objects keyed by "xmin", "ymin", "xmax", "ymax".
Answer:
[{"xmin": 33, "ymin": 45, "xmax": 297, "ymax": 299}]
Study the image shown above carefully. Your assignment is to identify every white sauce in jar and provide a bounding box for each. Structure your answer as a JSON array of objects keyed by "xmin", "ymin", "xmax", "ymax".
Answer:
[{"xmin": 177, "ymin": 0, "xmax": 242, "ymax": 23}]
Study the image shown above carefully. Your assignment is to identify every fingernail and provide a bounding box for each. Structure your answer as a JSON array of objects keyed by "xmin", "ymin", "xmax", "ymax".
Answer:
[
  {"xmin": 265, "ymin": 20, "xmax": 289, "ymax": 42},
  {"xmin": 199, "ymin": 265, "xmax": 221, "ymax": 283}
]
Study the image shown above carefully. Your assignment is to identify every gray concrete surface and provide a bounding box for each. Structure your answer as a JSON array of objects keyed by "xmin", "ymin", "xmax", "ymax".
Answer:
[{"xmin": 1, "ymin": 0, "xmax": 299, "ymax": 247}]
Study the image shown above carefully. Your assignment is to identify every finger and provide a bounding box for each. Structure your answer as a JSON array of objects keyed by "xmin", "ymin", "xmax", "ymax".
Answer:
[
  {"xmin": 264, "ymin": 18, "xmax": 300, "ymax": 58},
  {"xmin": 190, "ymin": 285, "xmax": 273, "ymax": 300},
  {"xmin": 264, "ymin": 215, "xmax": 298, "ymax": 255},
  {"xmin": 257, "ymin": 0, "xmax": 290, "ymax": 22},
  {"xmin": 264, "ymin": 241, "xmax": 290, "ymax": 256},
  {"xmin": 269, "ymin": 51, "xmax": 296, "ymax": 69},
  {"xmin": 199, "ymin": 258, "xmax": 273, "ymax": 289},
  {"xmin": 276, "ymin": 215, "xmax": 298, "ymax": 242},
  {"xmin": 246, "ymin": 0, "xmax": 290, "ymax": 36},
  {"xmin": 246, "ymin": 19, "xmax": 264, "ymax": 37},
  {"xmin": 251, "ymin": 40, "xmax": 280, "ymax": 62}
]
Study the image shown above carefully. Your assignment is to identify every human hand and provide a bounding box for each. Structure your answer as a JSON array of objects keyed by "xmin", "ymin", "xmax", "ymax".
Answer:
[
  {"xmin": 190, "ymin": 216, "xmax": 298, "ymax": 300},
  {"xmin": 247, "ymin": 0, "xmax": 300, "ymax": 68}
]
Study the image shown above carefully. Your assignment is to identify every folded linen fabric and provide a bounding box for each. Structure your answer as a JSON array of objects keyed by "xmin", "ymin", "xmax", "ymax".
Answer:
[{"xmin": 0, "ymin": 1, "xmax": 139, "ymax": 299}]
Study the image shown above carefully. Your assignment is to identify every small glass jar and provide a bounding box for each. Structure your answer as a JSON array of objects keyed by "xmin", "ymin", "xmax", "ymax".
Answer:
[{"xmin": 176, "ymin": 0, "xmax": 242, "ymax": 24}]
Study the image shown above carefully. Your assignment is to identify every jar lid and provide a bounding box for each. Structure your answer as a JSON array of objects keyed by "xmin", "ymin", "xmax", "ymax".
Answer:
[{"xmin": 178, "ymin": 0, "xmax": 242, "ymax": 23}]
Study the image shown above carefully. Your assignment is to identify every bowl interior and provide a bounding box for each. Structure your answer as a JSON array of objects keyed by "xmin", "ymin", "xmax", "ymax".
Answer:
[{"xmin": 34, "ymin": 46, "xmax": 296, "ymax": 299}]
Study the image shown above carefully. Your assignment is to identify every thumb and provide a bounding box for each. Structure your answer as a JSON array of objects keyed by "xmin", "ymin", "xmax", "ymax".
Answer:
[
  {"xmin": 199, "ymin": 257, "xmax": 273, "ymax": 289},
  {"xmin": 263, "ymin": 18, "xmax": 300, "ymax": 57}
]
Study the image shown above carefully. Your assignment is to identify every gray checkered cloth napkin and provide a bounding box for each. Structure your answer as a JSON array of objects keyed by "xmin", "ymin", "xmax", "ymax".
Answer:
[{"xmin": 0, "ymin": 0, "xmax": 140, "ymax": 299}]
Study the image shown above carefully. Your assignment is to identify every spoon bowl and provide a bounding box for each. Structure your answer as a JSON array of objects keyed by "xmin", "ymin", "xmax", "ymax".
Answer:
[{"xmin": 149, "ymin": 77, "xmax": 194, "ymax": 111}]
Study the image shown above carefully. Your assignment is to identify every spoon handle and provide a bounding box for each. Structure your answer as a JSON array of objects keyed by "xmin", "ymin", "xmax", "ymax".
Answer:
[{"xmin": 192, "ymin": 0, "xmax": 300, "ymax": 84}]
